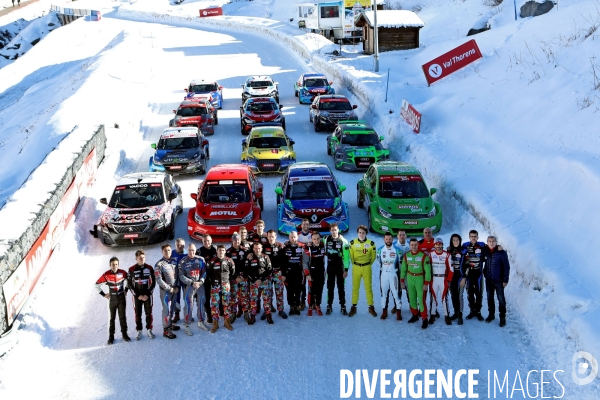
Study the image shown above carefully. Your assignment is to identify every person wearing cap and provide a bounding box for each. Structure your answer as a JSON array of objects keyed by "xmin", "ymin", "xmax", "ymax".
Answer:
[
  {"xmin": 400, "ymin": 238, "xmax": 432, "ymax": 329},
  {"xmin": 481, "ymin": 236, "xmax": 510, "ymax": 327},
  {"xmin": 348, "ymin": 225, "xmax": 377, "ymax": 317},
  {"xmin": 429, "ymin": 237, "xmax": 453, "ymax": 325},
  {"xmin": 227, "ymin": 232, "xmax": 249, "ymax": 322},
  {"xmin": 376, "ymin": 232, "xmax": 403, "ymax": 321}
]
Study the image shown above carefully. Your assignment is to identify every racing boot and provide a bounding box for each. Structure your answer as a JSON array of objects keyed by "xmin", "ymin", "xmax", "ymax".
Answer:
[
  {"xmin": 172, "ymin": 310, "xmax": 180, "ymax": 324},
  {"xmin": 348, "ymin": 305, "xmax": 357, "ymax": 317},
  {"xmin": 266, "ymin": 313, "xmax": 274, "ymax": 325},
  {"xmin": 122, "ymin": 333, "xmax": 131, "ymax": 342},
  {"xmin": 476, "ymin": 312, "xmax": 484, "ymax": 321},
  {"xmin": 445, "ymin": 316, "xmax": 452, "ymax": 325},
  {"xmin": 499, "ymin": 316, "xmax": 506, "ymax": 327},
  {"xmin": 391, "ymin": 307, "xmax": 397, "ymax": 314},
  {"xmin": 485, "ymin": 314, "xmax": 495, "ymax": 323},
  {"xmin": 198, "ymin": 321, "xmax": 210, "ymax": 331},
  {"xmin": 224, "ymin": 319, "xmax": 234, "ymax": 331},
  {"xmin": 458, "ymin": 312, "xmax": 464, "ymax": 325},
  {"xmin": 278, "ymin": 310, "xmax": 288, "ymax": 319},
  {"xmin": 407, "ymin": 314, "xmax": 419, "ymax": 324},
  {"xmin": 368, "ymin": 306, "xmax": 377, "ymax": 317},
  {"xmin": 396, "ymin": 310, "xmax": 402, "ymax": 321},
  {"xmin": 168, "ymin": 324, "xmax": 180, "ymax": 331},
  {"xmin": 260, "ymin": 311, "xmax": 268, "ymax": 321},
  {"xmin": 229, "ymin": 313, "xmax": 237, "ymax": 324},
  {"xmin": 107, "ymin": 334, "xmax": 114, "ymax": 345},
  {"xmin": 316, "ymin": 306, "xmax": 323, "ymax": 316},
  {"xmin": 184, "ymin": 326, "xmax": 193, "ymax": 336},
  {"xmin": 136, "ymin": 330, "xmax": 142, "ymax": 340},
  {"xmin": 298, "ymin": 303, "xmax": 306, "ymax": 312},
  {"xmin": 429, "ymin": 314, "xmax": 435, "ymax": 324},
  {"xmin": 326, "ymin": 305, "xmax": 333, "ymax": 315},
  {"xmin": 163, "ymin": 329, "xmax": 176, "ymax": 339},
  {"xmin": 450, "ymin": 313, "xmax": 459, "ymax": 321},
  {"xmin": 341, "ymin": 306, "xmax": 348, "ymax": 316},
  {"xmin": 247, "ymin": 314, "xmax": 256, "ymax": 325},
  {"xmin": 147, "ymin": 329, "xmax": 155, "ymax": 339},
  {"xmin": 435, "ymin": 311, "xmax": 440, "ymax": 318},
  {"xmin": 210, "ymin": 320, "xmax": 219, "ymax": 333},
  {"xmin": 243, "ymin": 312, "xmax": 250, "ymax": 322},
  {"xmin": 465, "ymin": 311, "xmax": 476, "ymax": 320},
  {"xmin": 236, "ymin": 308, "xmax": 243, "ymax": 319},
  {"xmin": 307, "ymin": 307, "xmax": 313, "ymax": 316},
  {"xmin": 421, "ymin": 318, "xmax": 429, "ymax": 330},
  {"xmin": 380, "ymin": 308, "xmax": 388, "ymax": 320}
]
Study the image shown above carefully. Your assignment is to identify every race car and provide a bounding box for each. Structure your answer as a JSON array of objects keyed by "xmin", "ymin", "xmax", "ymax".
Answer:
[
  {"xmin": 294, "ymin": 73, "xmax": 335, "ymax": 104},
  {"xmin": 241, "ymin": 76, "xmax": 279, "ymax": 103},
  {"xmin": 240, "ymin": 97, "xmax": 285, "ymax": 135},
  {"xmin": 90, "ymin": 172, "xmax": 183, "ymax": 246},
  {"xmin": 275, "ymin": 162, "xmax": 349, "ymax": 235},
  {"xmin": 184, "ymin": 79, "xmax": 223, "ymax": 109},
  {"xmin": 356, "ymin": 161, "xmax": 442, "ymax": 235},
  {"xmin": 170, "ymin": 100, "xmax": 216, "ymax": 135},
  {"xmin": 241, "ymin": 124, "xmax": 296, "ymax": 173},
  {"xmin": 149, "ymin": 127, "xmax": 209, "ymax": 175},
  {"xmin": 309, "ymin": 95, "xmax": 358, "ymax": 132},
  {"xmin": 187, "ymin": 94, "xmax": 218, "ymax": 124},
  {"xmin": 326, "ymin": 121, "xmax": 390, "ymax": 171},
  {"xmin": 187, "ymin": 164, "xmax": 264, "ymax": 241}
]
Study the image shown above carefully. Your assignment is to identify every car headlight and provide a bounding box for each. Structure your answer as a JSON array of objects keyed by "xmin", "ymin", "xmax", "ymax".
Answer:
[
  {"xmin": 153, "ymin": 156, "xmax": 163, "ymax": 165},
  {"xmin": 332, "ymin": 205, "xmax": 343, "ymax": 217},
  {"xmin": 273, "ymin": 115, "xmax": 282, "ymax": 122},
  {"xmin": 269, "ymin": 90, "xmax": 278, "ymax": 97},
  {"xmin": 241, "ymin": 210, "xmax": 254, "ymax": 224},
  {"xmin": 194, "ymin": 212, "xmax": 204, "ymax": 224},
  {"xmin": 243, "ymin": 117, "xmax": 253, "ymax": 124},
  {"xmin": 428, "ymin": 207, "xmax": 437, "ymax": 218},
  {"xmin": 105, "ymin": 222, "xmax": 114, "ymax": 231},
  {"xmin": 154, "ymin": 214, "xmax": 169, "ymax": 230},
  {"xmin": 378, "ymin": 206, "xmax": 392, "ymax": 219},
  {"xmin": 284, "ymin": 208, "xmax": 296, "ymax": 220},
  {"xmin": 189, "ymin": 152, "xmax": 201, "ymax": 164}
]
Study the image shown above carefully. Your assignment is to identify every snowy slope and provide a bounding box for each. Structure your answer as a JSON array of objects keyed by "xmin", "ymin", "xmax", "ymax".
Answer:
[{"xmin": 0, "ymin": 0, "xmax": 598, "ymax": 398}]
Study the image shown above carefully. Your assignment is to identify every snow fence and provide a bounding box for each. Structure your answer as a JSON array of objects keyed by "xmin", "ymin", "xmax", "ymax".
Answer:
[
  {"xmin": 0, "ymin": 125, "xmax": 106, "ymax": 338},
  {"xmin": 114, "ymin": 7, "xmax": 600, "ymax": 375}
]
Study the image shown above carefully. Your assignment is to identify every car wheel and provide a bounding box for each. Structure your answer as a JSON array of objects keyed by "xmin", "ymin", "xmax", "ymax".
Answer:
[
  {"xmin": 314, "ymin": 119, "xmax": 321, "ymax": 132},
  {"xmin": 259, "ymin": 197, "xmax": 264, "ymax": 211},
  {"xmin": 214, "ymin": 116, "xmax": 218, "ymax": 125},
  {"xmin": 357, "ymin": 186, "xmax": 364, "ymax": 208},
  {"xmin": 169, "ymin": 119, "xmax": 174, "ymax": 127},
  {"xmin": 299, "ymin": 95, "xmax": 302, "ymax": 104},
  {"xmin": 327, "ymin": 143, "xmax": 331, "ymax": 156},
  {"xmin": 168, "ymin": 217, "xmax": 176, "ymax": 240},
  {"xmin": 309, "ymin": 113, "xmax": 313, "ymax": 122},
  {"xmin": 199, "ymin": 158, "xmax": 207, "ymax": 175},
  {"xmin": 294, "ymin": 90, "xmax": 298, "ymax": 97},
  {"xmin": 367, "ymin": 209, "xmax": 375, "ymax": 233},
  {"xmin": 275, "ymin": 96, "xmax": 280, "ymax": 104}
]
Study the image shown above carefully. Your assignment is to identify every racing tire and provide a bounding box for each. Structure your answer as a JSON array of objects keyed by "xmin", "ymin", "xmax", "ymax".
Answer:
[
  {"xmin": 294, "ymin": 90, "xmax": 298, "ymax": 97},
  {"xmin": 367, "ymin": 209, "xmax": 375, "ymax": 233},
  {"xmin": 299, "ymin": 95, "xmax": 302, "ymax": 104},
  {"xmin": 275, "ymin": 96, "xmax": 280, "ymax": 104},
  {"xmin": 214, "ymin": 116, "xmax": 218, "ymax": 125},
  {"xmin": 199, "ymin": 158, "xmax": 207, "ymax": 175},
  {"xmin": 169, "ymin": 119, "xmax": 174, "ymax": 127},
  {"xmin": 357, "ymin": 187, "xmax": 364, "ymax": 208},
  {"xmin": 314, "ymin": 119, "xmax": 321, "ymax": 132},
  {"xmin": 327, "ymin": 143, "xmax": 331, "ymax": 156},
  {"xmin": 168, "ymin": 217, "xmax": 176, "ymax": 240},
  {"xmin": 259, "ymin": 197, "xmax": 264, "ymax": 211},
  {"xmin": 309, "ymin": 113, "xmax": 313, "ymax": 122}
]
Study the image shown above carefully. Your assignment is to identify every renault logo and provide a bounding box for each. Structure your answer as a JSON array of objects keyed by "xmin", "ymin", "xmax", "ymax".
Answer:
[{"xmin": 311, "ymin": 214, "xmax": 318, "ymax": 223}]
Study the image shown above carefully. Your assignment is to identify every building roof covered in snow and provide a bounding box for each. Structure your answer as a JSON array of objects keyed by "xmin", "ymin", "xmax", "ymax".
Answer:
[{"xmin": 355, "ymin": 10, "xmax": 425, "ymax": 29}]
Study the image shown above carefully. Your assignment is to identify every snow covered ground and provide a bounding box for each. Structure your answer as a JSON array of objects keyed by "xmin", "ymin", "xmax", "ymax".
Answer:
[{"xmin": 0, "ymin": 0, "xmax": 599, "ymax": 398}]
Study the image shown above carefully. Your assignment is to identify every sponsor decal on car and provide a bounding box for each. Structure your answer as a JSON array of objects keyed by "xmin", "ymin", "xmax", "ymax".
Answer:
[
  {"xmin": 124, "ymin": 234, "xmax": 139, "ymax": 239},
  {"xmin": 209, "ymin": 211, "xmax": 237, "ymax": 216},
  {"xmin": 404, "ymin": 221, "xmax": 418, "ymax": 225}
]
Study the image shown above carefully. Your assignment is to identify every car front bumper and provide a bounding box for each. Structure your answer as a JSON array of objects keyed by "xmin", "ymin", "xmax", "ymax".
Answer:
[
  {"xmin": 369, "ymin": 206, "xmax": 443, "ymax": 235},
  {"xmin": 241, "ymin": 158, "xmax": 295, "ymax": 174},
  {"xmin": 149, "ymin": 158, "xmax": 204, "ymax": 174},
  {"xmin": 187, "ymin": 208, "xmax": 261, "ymax": 242},
  {"xmin": 277, "ymin": 206, "xmax": 350, "ymax": 235},
  {"xmin": 93, "ymin": 221, "xmax": 171, "ymax": 247}
]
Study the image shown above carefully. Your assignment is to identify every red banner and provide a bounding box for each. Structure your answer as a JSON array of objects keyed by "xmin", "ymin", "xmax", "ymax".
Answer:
[
  {"xmin": 2, "ymin": 148, "xmax": 98, "ymax": 325},
  {"xmin": 199, "ymin": 7, "xmax": 223, "ymax": 17},
  {"xmin": 422, "ymin": 39, "xmax": 482, "ymax": 85},
  {"xmin": 400, "ymin": 99, "xmax": 421, "ymax": 134}
]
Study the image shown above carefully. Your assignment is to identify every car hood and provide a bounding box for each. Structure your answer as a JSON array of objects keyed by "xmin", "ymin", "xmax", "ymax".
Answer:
[
  {"xmin": 195, "ymin": 202, "xmax": 253, "ymax": 218},
  {"xmin": 249, "ymin": 148, "xmax": 292, "ymax": 158},
  {"xmin": 246, "ymin": 87, "xmax": 275, "ymax": 95},
  {"xmin": 286, "ymin": 198, "xmax": 338, "ymax": 214},
  {"xmin": 337, "ymin": 144, "xmax": 385, "ymax": 152},
  {"xmin": 154, "ymin": 148, "xmax": 199, "ymax": 162},
  {"xmin": 378, "ymin": 197, "xmax": 434, "ymax": 214},
  {"xmin": 101, "ymin": 204, "xmax": 167, "ymax": 225}
]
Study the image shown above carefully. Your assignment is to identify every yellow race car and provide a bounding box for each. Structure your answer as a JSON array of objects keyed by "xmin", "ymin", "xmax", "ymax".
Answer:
[{"xmin": 241, "ymin": 124, "xmax": 296, "ymax": 173}]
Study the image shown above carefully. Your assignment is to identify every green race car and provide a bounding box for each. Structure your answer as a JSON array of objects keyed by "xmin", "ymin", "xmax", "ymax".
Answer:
[
  {"xmin": 357, "ymin": 161, "xmax": 442, "ymax": 235},
  {"xmin": 326, "ymin": 121, "xmax": 390, "ymax": 171}
]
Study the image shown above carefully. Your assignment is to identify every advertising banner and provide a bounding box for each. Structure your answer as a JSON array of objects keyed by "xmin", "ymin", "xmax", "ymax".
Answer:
[
  {"xmin": 199, "ymin": 7, "xmax": 223, "ymax": 17},
  {"xmin": 422, "ymin": 39, "xmax": 483, "ymax": 85},
  {"xmin": 400, "ymin": 99, "xmax": 421, "ymax": 133},
  {"xmin": 2, "ymin": 148, "xmax": 97, "ymax": 325}
]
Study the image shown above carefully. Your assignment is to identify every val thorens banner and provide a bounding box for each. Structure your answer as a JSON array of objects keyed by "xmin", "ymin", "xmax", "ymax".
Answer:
[{"xmin": 422, "ymin": 40, "xmax": 483, "ymax": 85}]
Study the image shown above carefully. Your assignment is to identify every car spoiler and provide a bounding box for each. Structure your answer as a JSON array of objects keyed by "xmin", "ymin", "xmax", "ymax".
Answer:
[{"xmin": 250, "ymin": 122, "xmax": 284, "ymax": 128}]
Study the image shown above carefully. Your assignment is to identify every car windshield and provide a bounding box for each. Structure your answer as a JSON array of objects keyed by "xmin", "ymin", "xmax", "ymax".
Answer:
[
  {"xmin": 248, "ymin": 136, "xmax": 288, "ymax": 148},
  {"xmin": 319, "ymin": 101, "xmax": 352, "ymax": 111},
  {"xmin": 190, "ymin": 84, "xmax": 217, "ymax": 92},
  {"xmin": 341, "ymin": 133, "xmax": 379, "ymax": 146},
  {"xmin": 109, "ymin": 184, "xmax": 165, "ymax": 208},
  {"xmin": 157, "ymin": 137, "xmax": 199, "ymax": 150},
  {"xmin": 200, "ymin": 182, "xmax": 250, "ymax": 203},
  {"xmin": 286, "ymin": 179, "xmax": 337, "ymax": 200},
  {"xmin": 378, "ymin": 178, "xmax": 430, "ymax": 199},
  {"xmin": 305, "ymin": 78, "xmax": 328, "ymax": 87},
  {"xmin": 247, "ymin": 102, "xmax": 276, "ymax": 112},
  {"xmin": 248, "ymin": 81, "xmax": 272, "ymax": 88},
  {"xmin": 177, "ymin": 107, "xmax": 207, "ymax": 116}
]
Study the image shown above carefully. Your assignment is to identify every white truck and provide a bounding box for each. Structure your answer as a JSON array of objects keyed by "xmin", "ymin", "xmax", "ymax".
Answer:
[{"xmin": 296, "ymin": 1, "xmax": 362, "ymax": 43}]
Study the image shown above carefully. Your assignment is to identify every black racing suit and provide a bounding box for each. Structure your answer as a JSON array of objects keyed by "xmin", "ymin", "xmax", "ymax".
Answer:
[
  {"xmin": 323, "ymin": 235, "xmax": 349, "ymax": 307},
  {"xmin": 303, "ymin": 242, "xmax": 326, "ymax": 307},
  {"xmin": 199, "ymin": 244, "xmax": 217, "ymax": 320},
  {"xmin": 461, "ymin": 241, "xmax": 485, "ymax": 315},
  {"xmin": 127, "ymin": 263, "xmax": 156, "ymax": 331},
  {"xmin": 95, "ymin": 269, "xmax": 128, "ymax": 336},
  {"xmin": 281, "ymin": 242, "xmax": 305, "ymax": 308}
]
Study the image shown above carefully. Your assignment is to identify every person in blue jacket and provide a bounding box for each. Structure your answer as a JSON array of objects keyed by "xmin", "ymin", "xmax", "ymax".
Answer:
[{"xmin": 481, "ymin": 236, "xmax": 510, "ymax": 327}]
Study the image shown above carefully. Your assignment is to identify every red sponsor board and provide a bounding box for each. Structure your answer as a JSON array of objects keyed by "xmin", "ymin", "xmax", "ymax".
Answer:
[
  {"xmin": 199, "ymin": 7, "xmax": 223, "ymax": 17},
  {"xmin": 2, "ymin": 148, "xmax": 98, "ymax": 325},
  {"xmin": 422, "ymin": 39, "xmax": 483, "ymax": 85},
  {"xmin": 400, "ymin": 99, "xmax": 422, "ymax": 134}
]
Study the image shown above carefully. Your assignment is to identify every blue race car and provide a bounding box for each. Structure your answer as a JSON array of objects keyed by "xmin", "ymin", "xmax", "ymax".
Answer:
[
  {"xmin": 274, "ymin": 162, "xmax": 349, "ymax": 235},
  {"xmin": 294, "ymin": 73, "xmax": 335, "ymax": 104},
  {"xmin": 184, "ymin": 79, "xmax": 223, "ymax": 109},
  {"xmin": 149, "ymin": 127, "xmax": 209, "ymax": 175}
]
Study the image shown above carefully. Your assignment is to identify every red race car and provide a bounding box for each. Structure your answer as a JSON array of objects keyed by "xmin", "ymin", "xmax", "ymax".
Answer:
[
  {"xmin": 188, "ymin": 164, "xmax": 264, "ymax": 241},
  {"xmin": 170, "ymin": 100, "xmax": 217, "ymax": 135},
  {"xmin": 239, "ymin": 97, "xmax": 285, "ymax": 135}
]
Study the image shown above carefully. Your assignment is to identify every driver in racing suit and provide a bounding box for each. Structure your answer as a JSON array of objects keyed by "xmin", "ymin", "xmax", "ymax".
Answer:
[
  {"xmin": 429, "ymin": 237, "xmax": 453, "ymax": 325},
  {"xmin": 377, "ymin": 232, "xmax": 403, "ymax": 321}
]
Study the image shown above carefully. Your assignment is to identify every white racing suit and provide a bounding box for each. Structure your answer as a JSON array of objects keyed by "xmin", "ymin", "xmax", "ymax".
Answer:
[
  {"xmin": 429, "ymin": 250, "xmax": 453, "ymax": 317},
  {"xmin": 376, "ymin": 245, "xmax": 402, "ymax": 310}
]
